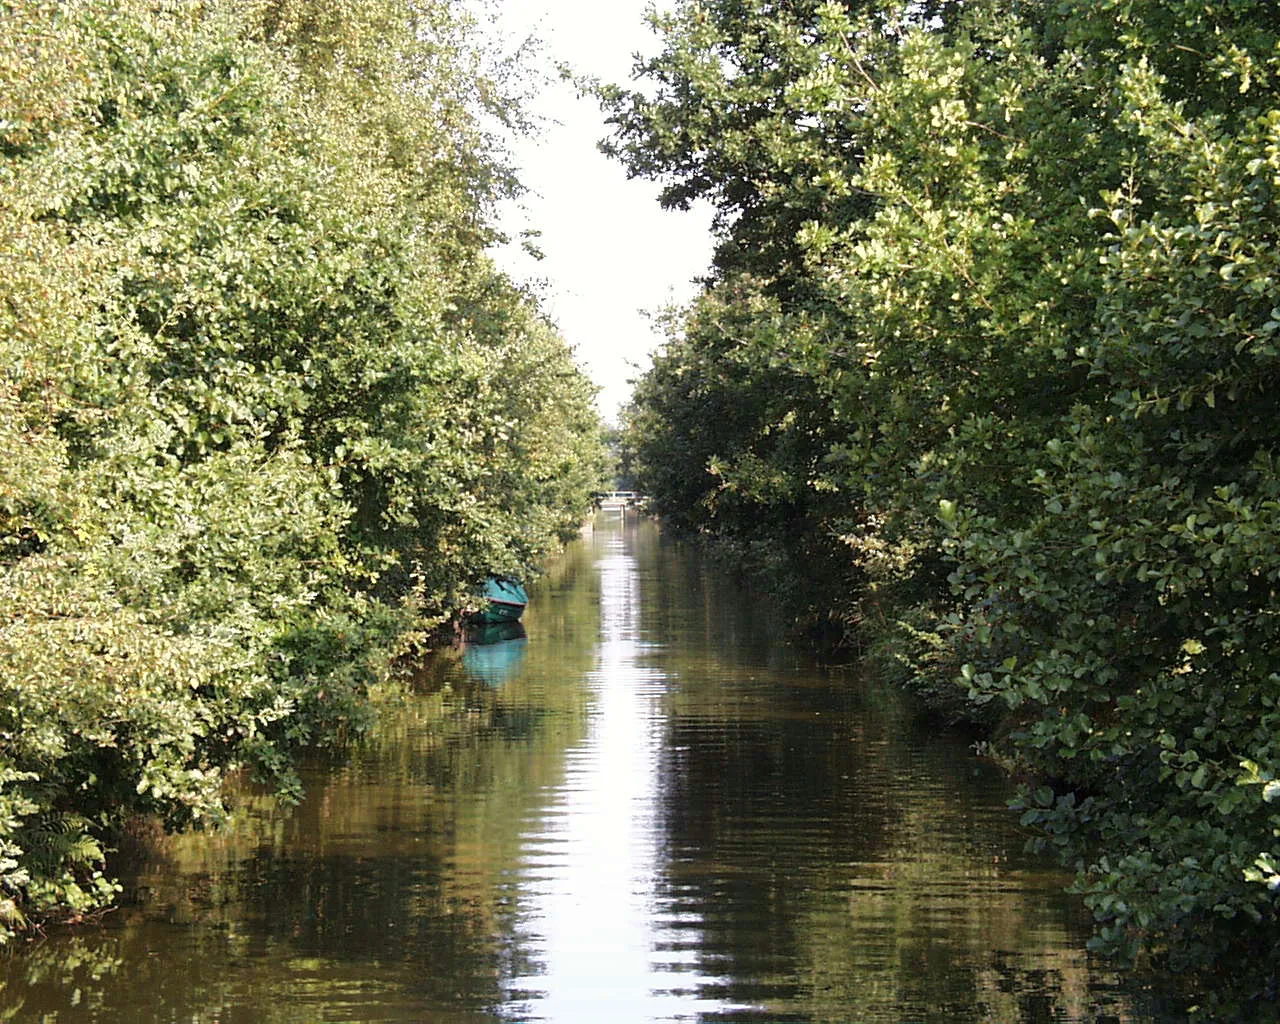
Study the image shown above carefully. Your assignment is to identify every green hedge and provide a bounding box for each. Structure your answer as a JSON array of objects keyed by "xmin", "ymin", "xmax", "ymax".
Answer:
[
  {"xmin": 612, "ymin": 0, "xmax": 1280, "ymax": 1001},
  {"xmin": 0, "ymin": 0, "xmax": 607, "ymax": 936}
]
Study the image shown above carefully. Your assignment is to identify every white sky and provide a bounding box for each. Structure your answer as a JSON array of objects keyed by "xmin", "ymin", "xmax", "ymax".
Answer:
[{"xmin": 480, "ymin": 1, "xmax": 715, "ymax": 423}]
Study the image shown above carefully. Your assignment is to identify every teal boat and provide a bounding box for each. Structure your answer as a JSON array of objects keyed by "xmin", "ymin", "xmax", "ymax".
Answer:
[{"xmin": 474, "ymin": 576, "xmax": 528, "ymax": 624}]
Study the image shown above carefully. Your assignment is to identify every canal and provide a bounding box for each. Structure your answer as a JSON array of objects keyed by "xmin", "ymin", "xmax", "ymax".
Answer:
[{"xmin": 1, "ymin": 515, "xmax": 1174, "ymax": 1022}]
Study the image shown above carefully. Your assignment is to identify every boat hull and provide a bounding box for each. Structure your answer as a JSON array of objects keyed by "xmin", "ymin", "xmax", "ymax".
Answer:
[{"xmin": 474, "ymin": 577, "xmax": 528, "ymax": 624}]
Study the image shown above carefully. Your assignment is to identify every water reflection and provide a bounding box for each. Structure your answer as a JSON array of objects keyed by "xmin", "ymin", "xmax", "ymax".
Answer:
[
  {"xmin": 462, "ymin": 622, "xmax": 529, "ymax": 687},
  {"xmin": 0, "ymin": 516, "xmax": 1182, "ymax": 1022},
  {"xmin": 502, "ymin": 530, "xmax": 749, "ymax": 1022}
]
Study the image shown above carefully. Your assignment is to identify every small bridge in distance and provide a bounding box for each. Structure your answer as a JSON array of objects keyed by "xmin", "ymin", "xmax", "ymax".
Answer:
[{"xmin": 597, "ymin": 490, "xmax": 642, "ymax": 511}]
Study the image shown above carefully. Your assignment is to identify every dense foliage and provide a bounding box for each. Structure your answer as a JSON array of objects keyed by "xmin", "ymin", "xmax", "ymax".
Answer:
[
  {"xmin": 611, "ymin": 0, "xmax": 1280, "ymax": 1000},
  {"xmin": 0, "ymin": 0, "xmax": 607, "ymax": 935}
]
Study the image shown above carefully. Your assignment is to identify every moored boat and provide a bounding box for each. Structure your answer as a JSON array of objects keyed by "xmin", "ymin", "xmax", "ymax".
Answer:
[{"xmin": 473, "ymin": 576, "xmax": 528, "ymax": 624}]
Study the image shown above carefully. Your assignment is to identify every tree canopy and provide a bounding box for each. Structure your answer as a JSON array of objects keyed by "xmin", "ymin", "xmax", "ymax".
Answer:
[
  {"xmin": 613, "ymin": 0, "xmax": 1280, "ymax": 1001},
  {"xmin": 0, "ymin": 0, "xmax": 608, "ymax": 936}
]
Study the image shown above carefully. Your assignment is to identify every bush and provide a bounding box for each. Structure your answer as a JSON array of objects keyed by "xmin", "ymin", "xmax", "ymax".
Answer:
[
  {"xmin": 0, "ymin": 0, "xmax": 607, "ymax": 936},
  {"xmin": 612, "ymin": 0, "xmax": 1280, "ymax": 990}
]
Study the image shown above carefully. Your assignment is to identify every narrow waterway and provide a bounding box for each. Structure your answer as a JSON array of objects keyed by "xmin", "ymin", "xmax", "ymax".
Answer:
[{"xmin": 1, "ymin": 515, "xmax": 1175, "ymax": 1022}]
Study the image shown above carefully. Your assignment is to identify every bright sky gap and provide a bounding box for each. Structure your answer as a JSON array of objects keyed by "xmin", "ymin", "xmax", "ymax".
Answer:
[{"xmin": 480, "ymin": 1, "xmax": 716, "ymax": 422}]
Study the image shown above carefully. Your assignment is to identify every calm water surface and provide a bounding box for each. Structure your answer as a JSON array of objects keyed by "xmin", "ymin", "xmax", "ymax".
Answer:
[{"xmin": 1, "ymin": 516, "xmax": 1179, "ymax": 1022}]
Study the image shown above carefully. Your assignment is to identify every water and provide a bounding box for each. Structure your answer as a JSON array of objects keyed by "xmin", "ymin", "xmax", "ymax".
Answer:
[{"xmin": 0, "ymin": 515, "xmax": 1175, "ymax": 1022}]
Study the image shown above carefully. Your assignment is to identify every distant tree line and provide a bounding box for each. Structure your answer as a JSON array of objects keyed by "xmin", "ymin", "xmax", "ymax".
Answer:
[
  {"xmin": 0, "ymin": 0, "xmax": 608, "ymax": 935},
  {"xmin": 609, "ymin": 0, "xmax": 1280, "ymax": 1006}
]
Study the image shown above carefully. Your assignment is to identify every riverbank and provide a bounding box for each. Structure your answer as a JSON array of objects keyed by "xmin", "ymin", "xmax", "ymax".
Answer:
[
  {"xmin": 0, "ymin": 0, "xmax": 608, "ymax": 940},
  {"xmin": 610, "ymin": 0, "xmax": 1280, "ymax": 1004}
]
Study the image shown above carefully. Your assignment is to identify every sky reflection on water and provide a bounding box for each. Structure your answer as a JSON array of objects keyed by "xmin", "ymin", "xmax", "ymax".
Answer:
[{"xmin": 501, "ymin": 537, "xmax": 751, "ymax": 1023}]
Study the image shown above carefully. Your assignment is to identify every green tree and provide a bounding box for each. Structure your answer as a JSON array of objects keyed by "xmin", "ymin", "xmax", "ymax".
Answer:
[
  {"xmin": 0, "ymin": 0, "xmax": 606, "ymax": 936},
  {"xmin": 613, "ymin": 0, "xmax": 1280, "ymax": 996}
]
